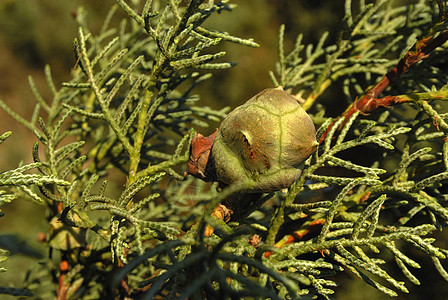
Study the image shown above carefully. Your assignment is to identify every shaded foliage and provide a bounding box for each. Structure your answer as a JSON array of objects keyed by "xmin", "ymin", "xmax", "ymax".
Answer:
[{"xmin": 1, "ymin": 0, "xmax": 448, "ymax": 299}]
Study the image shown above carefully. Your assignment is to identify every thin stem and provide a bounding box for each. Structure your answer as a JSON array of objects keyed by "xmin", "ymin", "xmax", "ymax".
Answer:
[{"xmin": 78, "ymin": 28, "xmax": 133, "ymax": 156}]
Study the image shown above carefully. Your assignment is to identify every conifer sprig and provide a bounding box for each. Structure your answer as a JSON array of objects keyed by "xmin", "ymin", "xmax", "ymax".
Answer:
[{"xmin": 2, "ymin": 0, "xmax": 448, "ymax": 299}]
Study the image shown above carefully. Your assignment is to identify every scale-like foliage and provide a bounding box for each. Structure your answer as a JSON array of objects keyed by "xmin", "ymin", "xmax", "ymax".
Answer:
[
  {"xmin": 0, "ymin": 131, "xmax": 70, "ymax": 297},
  {"xmin": 1, "ymin": 0, "xmax": 448, "ymax": 299},
  {"xmin": 0, "ymin": 0, "xmax": 259, "ymax": 298}
]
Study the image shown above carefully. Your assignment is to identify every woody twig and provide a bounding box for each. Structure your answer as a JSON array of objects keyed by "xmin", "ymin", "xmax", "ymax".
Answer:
[{"xmin": 320, "ymin": 29, "xmax": 448, "ymax": 143}]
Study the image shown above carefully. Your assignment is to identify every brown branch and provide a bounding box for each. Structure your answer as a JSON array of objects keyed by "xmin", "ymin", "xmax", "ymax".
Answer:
[
  {"xmin": 320, "ymin": 29, "xmax": 448, "ymax": 143},
  {"xmin": 56, "ymin": 260, "xmax": 69, "ymax": 300}
]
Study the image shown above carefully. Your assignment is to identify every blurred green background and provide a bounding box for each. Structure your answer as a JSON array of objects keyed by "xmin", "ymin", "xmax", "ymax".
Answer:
[{"xmin": 0, "ymin": 0, "xmax": 446, "ymax": 299}]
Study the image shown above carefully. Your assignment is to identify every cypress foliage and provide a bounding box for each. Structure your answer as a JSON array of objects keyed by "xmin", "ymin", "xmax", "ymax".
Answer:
[{"xmin": 1, "ymin": 0, "xmax": 448, "ymax": 298}]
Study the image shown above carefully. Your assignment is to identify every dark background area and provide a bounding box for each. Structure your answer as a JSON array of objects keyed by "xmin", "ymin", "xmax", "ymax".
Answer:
[{"xmin": 0, "ymin": 1, "xmax": 445, "ymax": 299}]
